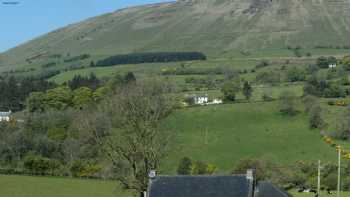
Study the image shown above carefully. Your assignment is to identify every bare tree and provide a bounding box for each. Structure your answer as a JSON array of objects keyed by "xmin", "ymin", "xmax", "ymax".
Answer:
[{"xmin": 75, "ymin": 79, "xmax": 176, "ymax": 197}]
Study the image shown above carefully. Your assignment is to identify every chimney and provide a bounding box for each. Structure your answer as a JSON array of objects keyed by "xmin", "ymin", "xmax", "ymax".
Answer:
[
  {"xmin": 149, "ymin": 170, "xmax": 156, "ymax": 179},
  {"xmin": 146, "ymin": 170, "xmax": 157, "ymax": 197},
  {"xmin": 246, "ymin": 169, "xmax": 255, "ymax": 197}
]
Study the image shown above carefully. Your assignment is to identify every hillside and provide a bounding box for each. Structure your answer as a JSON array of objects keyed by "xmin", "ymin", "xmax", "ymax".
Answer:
[{"xmin": 3, "ymin": 0, "xmax": 350, "ymax": 66}]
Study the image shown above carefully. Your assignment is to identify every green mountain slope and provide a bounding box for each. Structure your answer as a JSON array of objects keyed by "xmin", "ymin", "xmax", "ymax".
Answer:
[{"xmin": 2, "ymin": 0, "xmax": 350, "ymax": 66}]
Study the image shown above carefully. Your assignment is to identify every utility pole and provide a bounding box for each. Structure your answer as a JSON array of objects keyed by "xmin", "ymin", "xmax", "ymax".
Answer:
[
  {"xmin": 317, "ymin": 160, "xmax": 321, "ymax": 197},
  {"xmin": 337, "ymin": 149, "xmax": 341, "ymax": 197}
]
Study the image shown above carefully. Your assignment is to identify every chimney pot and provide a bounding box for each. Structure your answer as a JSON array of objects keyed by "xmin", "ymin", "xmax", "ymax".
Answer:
[{"xmin": 149, "ymin": 170, "xmax": 156, "ymax": 178}]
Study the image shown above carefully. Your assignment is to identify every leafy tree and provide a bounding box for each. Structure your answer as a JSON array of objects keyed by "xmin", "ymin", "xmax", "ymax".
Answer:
[
  {"xmin": 309, "ymin": 105, "xmax": 324, "ymax": 129},
  {"xmin": 26, "ymin": 92, "xmax": 46, "ymax": 112},
  {"xmin": 68, "ymin": 73, "xmax": 100, "ymax": 90},
  {"xmin": 286, "ymin": 67, "xmax": 306, "ymax": 82},
  {"xmin": 75, "ymin": 80, "xmax": 176, "ymax": 197},
  {"xmin": 256, "ymin": 71, "xmax": 280, "ymax": 85},
  {"xmin": 221, "ymin": 80, "xmax": 241, "ymax": 101},
  {"xmin": 72, "ymin": 87, "xmax": 93, "ymax": 109},
  {"xmin": 256, "ymin": 60, "xmax": 269, "ymax": 69},
  {"xmin": 242, "ymin": 81, "xmax": 253, "ymax": 100},
  {"xmin": 177, "ymin": 157, "xmax": 192, "ymax": 175},
  {"xmin": 124, "ymin": 72, "xmax": 136, "ymax": 84},
  {"xmin": 44, "ymin": 86, "xmax": 73, "ymax": 110},
  {"xmin": 93, "ymin": 86, "xmax": 112, "ymax": 102},
  {"xmin": 340, "ymin": 76, "xmax": 350, "ymax": 86},
  {"xmin": 191, "ymin": 161, "xmax": 209, "ymax": 175},
  {"xmin": 324, "ymin": 84, "xmax": 346, "ymax": 98},
  {"xmin": 190, "ymin": 160, "xmax": 216, "ymax": 175},
  {"xmin": 335, "ymin": 109, "xmax": 350, "ymax": 140},
  {"xmin": 303, "ymin": 95, "xmax": 318, "ymax": 113},
  {"xmin": 279, "ymin": 91, "xmax": 298, "ymax": 116}
]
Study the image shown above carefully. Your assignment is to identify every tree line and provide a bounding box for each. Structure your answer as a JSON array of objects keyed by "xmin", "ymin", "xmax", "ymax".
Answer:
[
  {"xmin": 95, "ymin": 52, "xmax": 206, "ymax": 67},
  {"xmin": 0, "ymin": 77, "xmax": 56, "ymax": 112}
]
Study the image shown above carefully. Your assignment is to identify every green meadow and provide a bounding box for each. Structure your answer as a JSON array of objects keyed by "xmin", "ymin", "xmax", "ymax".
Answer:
[{"xmin": 0, "ymin": 175, "xmax": 130, "ymax": 197}]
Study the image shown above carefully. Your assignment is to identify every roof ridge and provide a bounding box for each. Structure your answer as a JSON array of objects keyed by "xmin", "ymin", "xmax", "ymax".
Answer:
[{"xmin": 156, "ymin": 174, "xmax": 246, "ymax": 177}]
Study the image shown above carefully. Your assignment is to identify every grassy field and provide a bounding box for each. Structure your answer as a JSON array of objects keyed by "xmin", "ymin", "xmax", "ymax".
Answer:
[
  {"xmin": 0, "ymin": 100, "xmax": 343, "ymax": 196},
  {"xmin": 0, "ymin": 175, "xmax": 347, "ymax": 197},
  {"xmin": 161, "ymin": 101, "xmax": 337, "ymax": 173},
  {"xmin": 0, "ymin": 175, "xmax": 131, "ymax": 197}
]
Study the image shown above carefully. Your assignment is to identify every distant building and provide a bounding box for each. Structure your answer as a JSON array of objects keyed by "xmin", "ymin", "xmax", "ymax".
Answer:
[
  {"xmin": 185, "ymin": 94, "xmax": 223, "ymax": 106},
  {"xmin": 0, "ymin": 111, "xmax": 11, "ymax": 122},
  {"xmin": 329, "ymin": 63, "xmax": 337, "ymax": 69},
  {"xmin": 210, "ymin": 99, "xmax": 223, "ymax": 105},
  {"xmin": 194, "ymin": 95, "xmax": 209, "ymax": 105},
  {"xmin": 147, "ymin": 169, "xmax": 290, "ymax": 197}
]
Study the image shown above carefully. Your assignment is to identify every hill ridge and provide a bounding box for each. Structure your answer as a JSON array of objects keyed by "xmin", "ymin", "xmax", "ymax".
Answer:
[{"xmin": 2, "ymin": 0, "xmax": 350, "ymax": 66}]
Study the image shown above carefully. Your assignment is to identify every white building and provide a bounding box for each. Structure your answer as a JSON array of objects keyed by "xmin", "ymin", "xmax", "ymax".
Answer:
[
  {"xmin": 0, "ymin": 111, "xmax": 11, "ymax": 122},
  {"xmin": 194, "ymin": 95, "xmax": 208, "ymax": 105},
  {"xmin": 329, "ymin": 63, "xmax": 337, "ymax": 69},
  {"xmin": 211, "ymin": 99, "xmax": 223, "ymax": 104}
]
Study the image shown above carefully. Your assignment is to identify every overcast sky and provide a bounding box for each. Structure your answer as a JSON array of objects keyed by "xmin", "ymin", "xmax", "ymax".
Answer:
[{"xmin": 0, "ymin": 0, "xmax": 170, "ymax": 52}]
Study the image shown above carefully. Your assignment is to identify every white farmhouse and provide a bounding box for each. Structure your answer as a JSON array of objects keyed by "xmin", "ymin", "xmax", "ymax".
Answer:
[
  {"xmin": 0, "ymin": 111, "xmax": 11, "ymax": 122},
  {"xmin": 329, "ymin": 63, "xmax": 337, "ymax": 69},
  {"xmin": 211, "ymin": 99, "xmax": 223, "ymax": 104},
  {"xmin": 194, "ymin": 95, "xmax": 208, "ymax": 105}
]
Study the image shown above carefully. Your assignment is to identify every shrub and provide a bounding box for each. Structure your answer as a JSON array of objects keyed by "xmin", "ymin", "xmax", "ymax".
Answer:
[
  {"xmin": 327, "ymin": 100, "xmax": 336, "ymax": 106},
  {"xmin": 256, "ymin": 60, "xmax": 269, "ymax": 69},
  {"xmin": 177, "ymin": 157, "xmax": 192, "ymax": 175},
  {"xmin": 279, "ymin": 91, "xmax": 298, "ymax": 116},
  {"xmin": 308, "ymin": 105, "xmax": 324, "ymax": 129},
  {"xmin": 221, "ymin": 80, "xmax": 241, "ymax": 102},
  {"xmin": 262, "ymin": 93, "xmax": 274, "ymax": 102},
  {"xmin": 24, "ymin": 155, "xmax": 61, "ymax": 175},
  {"xmin": 232, "ymin": 158, "xmax": 271, "ymax": 181}
]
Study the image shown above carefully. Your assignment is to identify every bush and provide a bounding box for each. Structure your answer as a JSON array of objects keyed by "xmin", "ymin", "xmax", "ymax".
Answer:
[
  {"xmin": 232, "ymin": 158, "xmax": 271, "ymax": 181},
  {"xmin": 262, "ymin": 92, "xmax": 274, "ymax": 101},
  {"xmin": 308, "ymin": 105, "xmax": 324, "ymax": 129},
  {"xmin": 256, "ymin": 60, "xmax": 269, "ymax": 69},
  {"xmin": 323, "ymin": 174, "xmax": 337, "ymax": 190},
  {"xmin": 177, "ymin": 157, "xmax": 192, "ymax": 175},
  {"xmin": 279, "ymin": 91, "xmax": 298, "ymax": 116},
  {"xmin": 327, "ymin": 100, "xmax": 336, "ymax": 106},
  {"xmin": 191, "ymin": 160, "xmax": 217, "ymax": 175},
  {"xmin": 70, "ymin": 160, "xmax": 102, "ymax": 178},
  {"xmin": 324, "ymin": 85, "xmax": 346, "ymax": 98},
  {"xmin": 286, "ymin": 67, "xmax": 306, "ymax": 82},
  {"xmin": 256, "ymin": 71, "xmax": 281, "ymax": 85},
  {"xmin": 24, "ymin": 155, "xmax": 61, "ymax": 175},
  {"xmin": 221, "ymin": 80, "xmax": 241, "ymax": 102}
]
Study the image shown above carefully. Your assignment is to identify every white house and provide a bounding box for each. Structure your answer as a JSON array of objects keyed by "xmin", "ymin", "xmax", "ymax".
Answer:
[
  {"xmin": 194, "ymin": 95, "xmax": 208, "ymax": 105},
  {"xmin": 329, "ymin": 63, "xmax": 337, "ymax": 69},
  {"xmin": 0, "ymin": 111, "xmax": 11, "ymax": 122},
  {"xmin": 211, "ymin": 99, "xmax": 223, "ymax": 104}
]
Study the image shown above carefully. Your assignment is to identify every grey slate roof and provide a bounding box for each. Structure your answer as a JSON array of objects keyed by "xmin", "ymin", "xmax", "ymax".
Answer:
[
  {"xmin": 256, "ymin": 182, "xmax": 291, "ymax": 197},
  {"xmin": 148, "ymin": 176, "xmax": 290, "ymax": 197},
  {"xmin": 149, "ymin": 175, "xmax": 249, "ymax": 197}
]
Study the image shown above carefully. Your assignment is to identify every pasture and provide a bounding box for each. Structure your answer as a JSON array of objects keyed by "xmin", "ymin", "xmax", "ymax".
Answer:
[
  {"xmin": 0, "ymin": 175, "xmax": 130, "ymax": 197},
  {"xmin": 162, "ymin": 101, "xmax": 337, "ymax": 172}
]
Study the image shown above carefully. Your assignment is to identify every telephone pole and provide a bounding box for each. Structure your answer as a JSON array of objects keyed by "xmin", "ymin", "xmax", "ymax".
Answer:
[
  {"xmin": 318, "ymin": 160, "xmax": 321, "ymax": 197},
  {"xmin": 337, "ymin": 149, "xmax": 341, "ymax": 197}
]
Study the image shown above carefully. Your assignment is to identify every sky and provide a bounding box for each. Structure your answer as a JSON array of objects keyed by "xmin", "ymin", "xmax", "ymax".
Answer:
[{"xmin": 0, "ymin": 0, "xmax": 170, "ymax": 52}]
